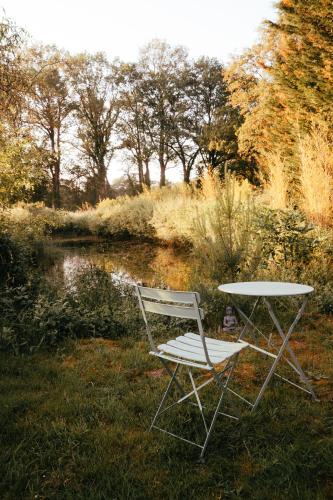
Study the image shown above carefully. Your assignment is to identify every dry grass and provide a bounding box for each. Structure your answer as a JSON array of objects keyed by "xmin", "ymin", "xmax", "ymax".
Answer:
[
  {"xmin": 259, "ymin": 118, "xmax": 333, "ymax": 224},
  {"xmin": 299, "ymin": 120, "xmax": 333, "ymax": 224},
  {"xmin": 260, "ymin": 151, "xmax": 288, "ymax": 210}
]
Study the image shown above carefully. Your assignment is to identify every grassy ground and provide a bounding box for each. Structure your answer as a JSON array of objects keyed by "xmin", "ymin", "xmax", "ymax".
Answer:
[{"xmin": 1, "ymin": 318, "xmax": 333, "ymax": 500}]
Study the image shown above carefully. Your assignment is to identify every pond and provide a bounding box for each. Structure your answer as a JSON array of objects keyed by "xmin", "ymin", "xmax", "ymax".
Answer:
[{"xmin": 46, "ymin": 237, "xmax": 193, "ymax": 290}]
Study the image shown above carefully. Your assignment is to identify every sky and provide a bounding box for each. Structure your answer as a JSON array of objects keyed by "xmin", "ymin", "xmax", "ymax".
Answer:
[{"xmin": 1, "ymin": 0, "xmax": 277, "ymax": 183}]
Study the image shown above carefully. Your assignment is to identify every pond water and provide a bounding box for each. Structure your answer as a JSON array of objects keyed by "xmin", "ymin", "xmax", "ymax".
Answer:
[{"xmin": 47, "ymin": 237, "xmax": 193, "ymax": 290}]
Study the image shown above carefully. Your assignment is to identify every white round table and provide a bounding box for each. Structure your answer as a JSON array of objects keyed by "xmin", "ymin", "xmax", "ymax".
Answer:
[
  {"xmin": 218, "ymin": 281, "xmax": 314, "ymax": 297},
  {"xmin": 218, "ymin": 281, "xmax": 317, "ymax": 410}
]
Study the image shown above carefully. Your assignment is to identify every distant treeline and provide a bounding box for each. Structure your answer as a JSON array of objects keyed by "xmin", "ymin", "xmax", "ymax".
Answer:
[{"xmin": 0, "ymin": 0, "xmax": 332, "ymax": 210}]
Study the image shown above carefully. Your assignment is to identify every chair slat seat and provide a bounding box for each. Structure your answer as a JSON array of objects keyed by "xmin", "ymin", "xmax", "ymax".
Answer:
[
  {"xmin": 184, "ymin": 331, "xmax": 240, "ymax": 347},
  {"xmin": 178, "ymin": 333, "xmax": 247, "ymax": 353},
  {"xmin": 157, "ymin": 334, "xmax": 246, "ymax": 365},
  {"xmin": 157, "ymin": 343, "xmax": 223, "ymax": 364}
]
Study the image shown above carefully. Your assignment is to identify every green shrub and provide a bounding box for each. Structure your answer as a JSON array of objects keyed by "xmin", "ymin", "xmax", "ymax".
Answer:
[
  {"xmin": 255, "ymin": 208, "xmax": 321, "ymax": 273},
  {"xmin": 95, "ymin": 196, "xmax": 155, "ymax": 239},
  {"xmin": 0, "ymin": 209, "xmax": 48, "ymax": 286},
  {"xmin": 0, "ymin": 267, "xmax": 144, "ymax": 353}
]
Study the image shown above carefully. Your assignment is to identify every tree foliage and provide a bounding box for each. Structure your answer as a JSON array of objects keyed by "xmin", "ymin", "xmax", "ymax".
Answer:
[
  {"xmin": 24, "ymin": 46, "xmax": 73, "ymax": 208},
  {"xmin": 6, "ymin": 1, "xmax": 332, "ymax": 207},
  {"xmin": 226, "ymin": 0, "xmax": 333, "ymax": 197},
  {"xmin": 67, "ymin": 53, "xmax": 121, "ymax": 204}
]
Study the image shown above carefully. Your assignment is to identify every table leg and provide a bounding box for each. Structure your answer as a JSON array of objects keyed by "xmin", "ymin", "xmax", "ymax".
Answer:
[
  {"xmin": 263, "ymin": 298, "xmax": 317, "ymax": 400},
  {"xmin": 230, "ymin": 296, "xmax": 267, "ymax": 343},
  {"xmin": 252, "ymin": 297, "xmax": 314, "ymax": 410}
]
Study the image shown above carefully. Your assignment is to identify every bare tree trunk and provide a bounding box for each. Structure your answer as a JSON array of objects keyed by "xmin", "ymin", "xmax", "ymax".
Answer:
[
  {"xmin": 97, "ymin": 162, "xmax": 109, "ymax": 201},
  {"xmin": 50, "ymin": 129, "xmax": 61, "ymax": 208},
  {"xmin": 137, "ymin": 158, "xmax": 144, "ymax": 192},
  {"xmin": 183, "ymin": 164, "xmax": 190, "ymax": 184},
  {"xmin": 159, "ymin": 128, "xmax": 167, "ymax": 187},
  {"xmin": 144, "ymin": 160, "xmax": 151, "ymax": 188},
  {"xmin": 53, "ymin": 158, "xmax": 61, "ymax": 208},
  {"xmin": 159, "ymin": 161, "xmax": 166, "ymax": 187}
]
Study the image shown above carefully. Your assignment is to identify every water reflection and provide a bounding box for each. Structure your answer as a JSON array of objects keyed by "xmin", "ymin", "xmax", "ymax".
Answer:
[{"xmin": 47, "ymin": 239, "xmax": 192, "ymax": 290}]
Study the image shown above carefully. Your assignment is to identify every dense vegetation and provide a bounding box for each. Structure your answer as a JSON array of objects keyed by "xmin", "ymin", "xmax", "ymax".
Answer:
[
  {"xmin": 1, "ymin": 0, "xmax": 333, "ymax": 498},
  {"xmin": 2, "ymin": 171, "xmax": 333, "ymax": 349}
]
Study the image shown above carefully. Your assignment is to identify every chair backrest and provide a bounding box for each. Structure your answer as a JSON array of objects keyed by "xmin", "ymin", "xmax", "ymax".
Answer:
[{"xmin": 135, "ymin": 285, "xmax": 211, "ymax": 365}]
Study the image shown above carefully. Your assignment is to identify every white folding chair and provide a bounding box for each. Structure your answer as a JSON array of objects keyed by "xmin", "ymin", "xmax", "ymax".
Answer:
[{"xmin": 136, "ymin": 285, "xmax": 248, "ymax": 458}]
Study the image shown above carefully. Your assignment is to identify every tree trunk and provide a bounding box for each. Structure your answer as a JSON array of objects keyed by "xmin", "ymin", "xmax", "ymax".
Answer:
[
  {"xmin": 183, "ymin": 164, "xmax": 190, "ymax": 184},
  {"xmin": 97, "ymin": 161, "xmax": 109, "ymax": 201},
  {"xmin": 53, "ymin": 158, "xmax": 61, "ymax": 208},
  {"xmin": 159, "ymin": 151, "xmax": 166, "ymax": 187},
  {"xmin": 50, "ymin": 129, "xmax": 61, "ymax": 209},
  {"xmin": 137, "ymin": 158, "xmax": 144, "ymax": 192},
  {"xmin": 144, "ymin": 160, "xmax": 151, "ymax": 188},
  {"xmin": 159, "ymin": 163, "xmax": 166, "ymax": 187},
  {"xmin": 159, "ymin": 131, "xmax": 166, "ymax": 187}
]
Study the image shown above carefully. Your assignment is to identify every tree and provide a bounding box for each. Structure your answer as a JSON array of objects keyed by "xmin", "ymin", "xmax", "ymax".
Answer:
[
  {"xmin": 0, "ymin": 16, "xmax": 46, "ymax": 206},
  {"xmin": 118, "ymin": 63, "xmax": 153, "ymax": 190},
  {"xmin": 167, "ymin": 106, "xmax": 200, "ymax": 183},
  {"xmin": 25, "ymin": 45, "xmax": 73, "ymax": 208},
  {"xmin": 0, "ymin": 15, "xmax": 26, "ymax": 127},
  {"xmin": 0, "ymin": 130, "xmax": 46, "ymax": 206},
  {"xmin": 163, "ymin": 65, "xmax": 200, "ymax": 184},
  {"xmin": 226, "ymin": 0, "xmax": 333, "ymax": 195},
  {"xmin": 67, "ymin": 53, "xmax": 120, "ymax": 204},
  {"xmin": 268, "ymin": 0, "xmax": 333, "ymax": 120},
  {"xmin": 138, "ymin": 40, "xmax": 189, "ymax": 187},
  {"xmin": 190, "ymin": 57, "xmax": 242, "ymax": 177}
]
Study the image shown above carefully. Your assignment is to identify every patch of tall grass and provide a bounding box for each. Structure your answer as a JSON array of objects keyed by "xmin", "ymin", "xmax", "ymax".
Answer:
[
  {"xmin": 260, "ymin": 118, "xmax": 333, "ymax": 223},
  {"xmin": 299, "ymin": 120, "xmax": 333, "ymax": 225},
  {"xmin": 260, "ymin": 151, "xmax": 288, "ymax": 210},
  {"xmin": 191, "ymin": 171, "xmax": 260, "ymax": 282}
]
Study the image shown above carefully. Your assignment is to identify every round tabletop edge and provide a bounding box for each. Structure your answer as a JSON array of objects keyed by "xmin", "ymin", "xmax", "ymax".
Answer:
[{"xmin": 217, "ymin": 281, "xmax": 314, "ymax": 297}]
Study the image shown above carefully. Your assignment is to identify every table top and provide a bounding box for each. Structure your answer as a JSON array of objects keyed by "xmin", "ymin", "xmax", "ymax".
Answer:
[{"xmin": 218, "ymin": 281, "xmax": 314, "ymax": 297}]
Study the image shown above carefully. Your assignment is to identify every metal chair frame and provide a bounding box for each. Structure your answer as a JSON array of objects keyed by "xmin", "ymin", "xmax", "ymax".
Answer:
[{"xmin": 136, "ymin": 285, "xmax": 248, "ymax": 458}]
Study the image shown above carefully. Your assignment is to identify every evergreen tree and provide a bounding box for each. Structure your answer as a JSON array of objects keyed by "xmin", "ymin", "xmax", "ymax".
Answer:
[
  {"xmin": 226, "ymin": 0, "xmax": 333, "ymax": 197},
  {"xmin": 269, "ymin": 0, "xmax": 333, "ymax": 119}
]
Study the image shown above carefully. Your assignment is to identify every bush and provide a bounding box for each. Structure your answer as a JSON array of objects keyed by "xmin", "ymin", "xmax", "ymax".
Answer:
[
  {"xmin": 0, "ymin": 267, "xmax": 142, "ymax": 353},
  {"xmin": 95, "ymin": 196, "xmax": 155, "ymax": 239},
  {"xmin": 255, "ymin": 208, "xmax": 321, "ymax": 273},
  {"xmin": 0, "ymin": 209, "xmax": 49, "ymax": 286}
]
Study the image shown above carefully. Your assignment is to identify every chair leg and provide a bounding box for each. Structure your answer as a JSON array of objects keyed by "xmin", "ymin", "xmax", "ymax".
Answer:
[
  {"xmin": 159, "ymin": 358, "xmax": 186, "ymax": 397},
  {"xmin": 150, "ymin": 356, "xmax": 240, "ymax": 456},
  {"xmin": 150, "ymin": 363, "xmax": 181, "ymax": 430},
  {"xmin": 188, "ymin": 369, "xmax": 208, "ymax": 434},
  {"xmin": 200, "ymin": 354, "xmax": 239, "ymax": 459}
]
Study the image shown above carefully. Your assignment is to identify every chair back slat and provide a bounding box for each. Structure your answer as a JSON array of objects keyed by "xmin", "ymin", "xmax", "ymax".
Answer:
[
  {"xmin": 142, "ymin": 300, "xmax": 204, "ymax": 320},
  {"xmin": 136, "ymin": 285, "xmax": 210, "ymax": 365},
  {"xmin": 138, "ymin": 286, "xmax": 200, "ymax": 304}
]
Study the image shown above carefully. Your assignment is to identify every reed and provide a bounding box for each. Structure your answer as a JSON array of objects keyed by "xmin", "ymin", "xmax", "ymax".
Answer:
[{"xmin": 299, "ymin": 120, "xmax": 333, "ymax": 224}]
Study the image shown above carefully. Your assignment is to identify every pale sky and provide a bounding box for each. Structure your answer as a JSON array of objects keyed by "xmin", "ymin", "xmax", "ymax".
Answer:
[{"xmin": 1, "ymin": 0, "xmax": 277, "ymax": 183}]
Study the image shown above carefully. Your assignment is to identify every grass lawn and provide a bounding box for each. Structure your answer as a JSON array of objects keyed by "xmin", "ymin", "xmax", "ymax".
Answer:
[{"xmin": 1, "ymin": 318, "xmax": 333, "ymax": 500}]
